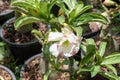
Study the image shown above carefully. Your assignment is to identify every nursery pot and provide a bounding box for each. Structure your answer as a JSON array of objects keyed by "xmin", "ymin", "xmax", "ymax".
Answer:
[
  {"xmin": 82, "ymin": 29, "xmax": 101, "ymax": 38},
  {"xmin": 0, "ymin": 65, "xmax": 16, "ymax": 80},
  {"xmin": 0, "ymin": 17, "xmax": 42, "ymax": 64},
  {"xmin": 0, "ymin": 9, "xmax": 14, "ymax": 24},
  {"xmin": 20, "ymin": 53, "xmax": 71, "ymax": 80},
  {"xmin": 20, "ymin": 54, "xmax": 41, "ymax": 80}
]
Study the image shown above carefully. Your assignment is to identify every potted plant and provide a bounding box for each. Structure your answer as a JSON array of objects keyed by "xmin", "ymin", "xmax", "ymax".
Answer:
[
  {"xmin": 0, "ymin": 0, "xmax": 14, "ymax": 24},
  {"xmin": 0, "ymin": 0, "xmax": 51, "ymax": 63},
  {"xmin": 7, "ymin": 0, "xmax": 109, "ymax": 63},
  {"xmin": 20, "ymin": 37, "xmax": 120, "ymax": 80},
  {"xmin": 8, "ymin": 0, "xmax": 116, "ymax": 79}
]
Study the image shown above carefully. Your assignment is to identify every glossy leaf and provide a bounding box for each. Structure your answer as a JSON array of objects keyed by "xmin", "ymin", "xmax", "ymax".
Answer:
[
  {"xmin": 11, "ymin": 0, "xmax": 36, "ymax": 10},
  {"xmin": 63, "ymin": 0, "xmax": 77, "ymax": 11},
  {"xmin": 100, "ymin": 72, "xmax": 120, "ymax": 80},
  {"xmin": 99, "ymin": 42, "xmax": 107, "ymax": 57},
  {"xmin": 86, "ymin": 39, "xmax": 96, "ymax": 46},
  {"xmin": 80, "ymin": 67, "xmax": 92, "ymax": 72},
  {"xmin": 91, "ymin": 66, "xmax": 100, "ymax": 77},
  {"xmin": 73, "ymin": 27, "xmax": 83, "ymax": 37},
  {"xmin": 31, "ymin": 29, "xmax": 44, "ymax": 39},
  {"xmin": 101, "ymin": 53, "xmax": 120, "ymax": 65},
  {"xmin": 14, "ymin": 16, "xmax": 45, "ymax": 30},
  {"xmin": 103, "ymin": 64, "xmax": 117, "ymax": 75},
  {"xmin": 69, "ymin": 5, "xmax": 93, "ymax": 23},
  {"xmin": 79, "ymin": 45, "xmax": 96, "ymax": 68},
  {"xmin": 73, "ymin": 13, "xmax": 108, "ymax": 26},
  {"xmin": 39, "ymin": 1, "xmax": 49, "ymax": 19},
  {"xmin": 58, "ymin": 15, "xmax": 65, "ymax": 24}
]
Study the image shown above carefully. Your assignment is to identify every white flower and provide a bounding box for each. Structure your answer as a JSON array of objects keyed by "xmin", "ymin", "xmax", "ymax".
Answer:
[
  {"xmin": 49, "ymin": 43, "xmax": 60, "ymax": 57},
  {"xmin": 48, "ymin": 32, "xmax": 63, "ymax": 41},
  {"xmin": 48, "ymin": 27, "xmax": 81, "ymax": 57}
]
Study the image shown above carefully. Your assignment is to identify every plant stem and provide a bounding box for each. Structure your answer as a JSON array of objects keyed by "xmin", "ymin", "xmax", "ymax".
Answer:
[{"xmin": 33, "ymin": 34, "xmax": 44, "ymax": 46}]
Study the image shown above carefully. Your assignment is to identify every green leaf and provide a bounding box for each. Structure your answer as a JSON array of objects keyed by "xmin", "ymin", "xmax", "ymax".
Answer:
[
  {"xmin": 63, "ymin": 0, "xmax": 77, "ymax": 11},
  {"xmin": 101, "ymin": 52, "xmax": 120, "ymax": 65},
  {"xmin": 62, "ymin": 59, "xmax": 70, "ymax": 65},
  {"xmin": 99, "ymin": 42, "xmax": 107, "ymax": 57},
  {"xmin": 95, "ymin": 52, "xmax": 103, "ymax": 65},
  {"xmin": 79, "ymin": 45, "xmax": 96, "ymax": 68},
  {"xmin": 100, "ymin": 72, "xmax": 120, "ymax": 80},
  {"xmin": 73, "ymin": 13, "xmax": 109, "ymax": 26},
  {"xmin": 80, "ymin": 67, "xmax": 92, "ymax": 72},
  {"xmin": 69, "ymin": 5, "xmax": 92, "ymax": 23},
  {"xmin": 11, "ymin": 0, "xmax": 36, "ymax": 10},
  {"xmin": 11, "ymin": 6, "xmax": 29, "ymax": 15},
  {"xmin": 73, "ymin": 27, "xmax": 83, "ymax": 37},
  {"xmin": 75, "ymin": 5, "xmax": 92, "ymax": 17},
  {"xmin": 39, "ymin": 1, "xmax": 49, "ymax": 19},
  {"xmin": 80, "ymin": 44, "xmax": 87, "ymax": 52},
  {"xmin": 0, "ymin": 42, "xmax": 6, "ymax": 46},
  {"xmin": 86, "ymin": 39, "xmax": 96, "ymax": 46},
  {"xmin": 48, "ymin": 0, "xmax": 58, "ymax": 14},
  {"xmin": 56, "ymin": 0, "xmax": 69, "ymax": 15},
  {"xmin": 43, "ymin": 70, "xmax": 52, "ymax": 80},
  {"xmin": 58, "ymin": 15, "xmax": 65, "ymax": 24},
  {"xmin": 14, "ymin": 16, "xmax": 45, "ymax": 30},
  {"xmin": 91, "ymin": 66, "xmax": 100, "ymax": 77},
  {"xmin": 103, "ymin": 64, "xmax": 117, "ymax": 75},
  {"xmin": 31, "ymin": 29, "xmax": 44, "ymax": 39}
]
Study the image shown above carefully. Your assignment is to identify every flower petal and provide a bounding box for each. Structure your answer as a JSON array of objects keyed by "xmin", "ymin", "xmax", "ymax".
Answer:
[
  {"xmin": 49, "ymin": 43, "xmax": 60, "ymax": 57},
  {"xmin": 48, "ymin": 32, "xmax": 63, "ymax": 41},
  {"xmin": 60, "ymin": 40, "xmax": 73, "ymax": 57}
]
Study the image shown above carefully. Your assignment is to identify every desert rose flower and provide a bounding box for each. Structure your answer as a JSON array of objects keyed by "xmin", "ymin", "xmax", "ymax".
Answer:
[{"xmin": 48, "ymin": 27, "xmax": 81, "ymax": 57}]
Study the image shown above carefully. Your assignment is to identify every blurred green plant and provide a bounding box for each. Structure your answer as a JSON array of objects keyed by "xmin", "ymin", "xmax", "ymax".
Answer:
[
  {"xmin": 0, "ymin": 42, "xmax": 9, "ymax": 61},
  {"xmin": 79, "ymin": 38, "xmax": 120, "ymax": 80}
]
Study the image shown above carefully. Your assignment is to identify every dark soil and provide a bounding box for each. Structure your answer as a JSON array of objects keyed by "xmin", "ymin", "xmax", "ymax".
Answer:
[
  {"xmin": 2, "ymin": 18, "xmax": 47, "ymax": 44},
  {"xmin": 21, "ymin": 56, "xmax": 70, "ymax": 80},
  {"xmin": 0, "ymin": 67, "xmax": 12, "ymax": 80},
  {"xmin": 0, "ymin": 0, "xmax": 11, "ymax": 14}
]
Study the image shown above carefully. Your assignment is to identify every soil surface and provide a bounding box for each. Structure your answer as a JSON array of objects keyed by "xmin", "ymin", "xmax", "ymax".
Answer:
[
  {"xmin": 0, "ymin": 67, "xmax": 12, "ymax": 80},
  {"xmin": 2, "ymin": 18, "xmax": 47, "ymax": 44},
  {"xmin": 0, "ymin": 0, "xmax": 11, "ymax": 14}
]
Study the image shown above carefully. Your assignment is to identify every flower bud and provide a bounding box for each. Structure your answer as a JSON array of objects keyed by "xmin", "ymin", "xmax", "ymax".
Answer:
[{"xmin": 103, "ymin": 0, "xmax": 115, "ymax": 6}]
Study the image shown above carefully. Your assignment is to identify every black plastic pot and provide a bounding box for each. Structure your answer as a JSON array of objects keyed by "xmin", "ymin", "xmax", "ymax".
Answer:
[
  {"xmin": 0, "ymin": 18, "xmax": 42, "ymax": 64},
  {"xmin": 82, "ymin": 29, "xmax": 101, "ymax": 38},
  {"xmin": 0, "ymin": 65, "xmax": 16, "ymax": 80},
  {"xmin": 0, "ymin": 9, "xmax": 14, "ymax": 24}
]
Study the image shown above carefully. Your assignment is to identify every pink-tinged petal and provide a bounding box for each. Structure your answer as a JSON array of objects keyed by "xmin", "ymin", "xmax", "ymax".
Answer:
[
  {"xmin": 67, "ymin": 34, "xmax": 78, "ymax": 43},
  {"xmin": 49, "ymin": 43, "xmax": 60, "ymax": 57},
  {"xmin": 48, "ymin": 32, "xmax": 63, "ymax": 41}
]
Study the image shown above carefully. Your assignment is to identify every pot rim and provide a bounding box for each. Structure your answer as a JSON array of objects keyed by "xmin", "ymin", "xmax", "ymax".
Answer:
[
  {"xmin": 20, "ymin": 53, "xmax": 41, "ymax": 77},
  {"xmin": 82, "ymin": 29, "xmax": 101, "ymax": 38},
  {"xmin": 0, "ymin": 65, "xmax": 16, "ymax": 80},
  {"xmin": 0, "ymin": 9, "xmax": 14, "ymax": 16},
  {"xmin": 0, "ymin": 17, "xmax": 39, "ymax": 46}
]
